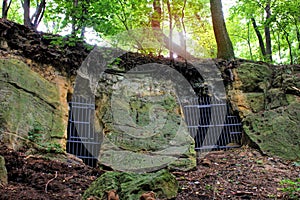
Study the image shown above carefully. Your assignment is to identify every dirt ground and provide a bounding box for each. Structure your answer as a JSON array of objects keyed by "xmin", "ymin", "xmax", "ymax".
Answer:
[{"xmin": 0, "ymin": 144, "xmax": 299, "ymax": 200}]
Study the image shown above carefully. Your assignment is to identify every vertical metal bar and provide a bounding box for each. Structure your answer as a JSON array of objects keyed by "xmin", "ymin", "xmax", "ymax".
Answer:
[
  {"xmin": 227, "ymin": 116, "xmax": 236, "ymax": 144},
  {"xmin": 84, "ymin": 97, "xmax": 87, "ymax": 157},
  {"xmin": 219, "ymin": 99, "xmax": 227, "ymax": 147},
  {"xmin": 194, "ymin": 98, "xmax": 201, "ymax": 149},
  {"xmin": 77, "ymin": 96, "xmax": 80, "ymax": 157},
  {"xmin": 68, "ymin": 102, "xmax": 70, "ymax": 153},
  {"xmin": 200, "ymin": 96, "xmax": 207, "ymax": 151},
  {"xmin": 214, "ymin": 97, "xmax": 220, "ymax": 148},
  {"xmin": 207, "ymin": 96, "xmax": 214, "ymax": 148},
  {"xmin": 225, "ymin": 106, "xmax": 231, "ymax": 146},
  {"xmin": 233, "ymin": 116, "xmax": 239, "ymax": 143},
  {"xmin": 89, "ymin": 98, "xmax": 93, "ymax": 167}
]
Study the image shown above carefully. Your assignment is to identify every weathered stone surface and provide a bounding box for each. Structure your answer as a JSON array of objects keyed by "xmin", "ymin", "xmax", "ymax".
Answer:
[
  {"xmin": 243, "ymin": 102, "xmax": 300, "ymax": 159},
  {"xmin": 228, "ymin": 62, "xmax": 300, "ymax": 160},
  {"xmin": 0, "ymin": 155, "xmax": 8, "ymax": 185},
  {"xmin": 235, "ymin": 63, "xmax": 272, "ymax": 93},
  {"xmin": 96, "ymin": 66, "xmax": 196, "ymax": 172},
  {"xmin": 82, "ymin": 169, "xmax": 178, "ymax": 200},
  {"xmin": 0, "ymin": 59, "xmax": 65, "ymax": 151}
]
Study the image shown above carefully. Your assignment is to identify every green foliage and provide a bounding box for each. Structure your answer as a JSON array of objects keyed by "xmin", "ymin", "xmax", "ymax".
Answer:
[
  {"xmin": 280, "ymin": 179, "xmax": 300, "ymax": 199},
  {"xmin": 0, "ymin": 1, "xmax": 23, "ymax": 23},
  {"xmin": 228, "ymin": 0, "xmax": 300, "ymax": 64},
  {"xmin": 43, "ymin": 142, "xmax": 64, "ymax": 154},
  {"xmin": 28, "ymin": 122, "xmax": 44, "ymax": 143},
  {"xmin": 4, "ymin": 0, "xmax": 300, "ymax": 62},
  {"xmin": 28, "ymin": 122, "xmax": 63, "ymax": 154},
  {"xmin": 42, "ymin": 34, "xmax": 93, "ymax": 51}
]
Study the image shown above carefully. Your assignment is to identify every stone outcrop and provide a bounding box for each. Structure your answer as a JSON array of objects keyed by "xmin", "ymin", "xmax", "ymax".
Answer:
[
  {"xmin": 95, "ymin": 64, "xmax": 196, "ymax": 172},
  {"xmin": 228, "ymin": 62, "xmax": 300, "ymax": 160},
  {"xmin": 82, "ymin": 169, "xmax": 178, "ymax": 200},
  {"xmin": 0, "ymin": 19, "xmax": 90, "ymax": 75},
  {"xmin": 0, "ymin": 58, "xmax": 66, "ymax": 151}
]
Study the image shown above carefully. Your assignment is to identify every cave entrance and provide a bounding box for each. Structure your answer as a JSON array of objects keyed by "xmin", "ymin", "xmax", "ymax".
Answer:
[
  {"xmin": 66, "ymin": 97, "xmax": 100, "ymax": 167},
  {"xmin": 66, "ymin": 95, "xmax": 242, "ymax": 167},
  {"xmin": 183, "ymin": 96, "xmax": 242, "ymax": 152}
]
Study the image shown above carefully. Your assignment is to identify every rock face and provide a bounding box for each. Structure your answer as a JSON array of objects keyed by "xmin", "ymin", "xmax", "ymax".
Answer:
[
  {"xmin": 0, "ymin": 59, "xmax": 65, "ymax": 151},
  {"xmin": 95, "ymin": 65, "xmax": 196, "ymax": 172},
  {"xmin": 82, "ymin": 169, "xmax": 178, "ymax": 200},
  {"xmin": 0, "ymin": 155, "xmax": 8, "ymax": 186},
  {"xmin": 228, "ymin": 62, "xmax": 300, "ymax": 160}
]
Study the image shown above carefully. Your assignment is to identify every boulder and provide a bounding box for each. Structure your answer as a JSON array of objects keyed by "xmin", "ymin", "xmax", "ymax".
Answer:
[
  {"xmin": 0, "ymin": 59, "xmax": 65, "ymax": 151},
  {"xmin": 228, "ymin": 62, "xmax": 300, "ymax": 160},
  {"xmin": 0, "ymin": 156, "xmax": 8, "ymax": 185},
  {"xmin": 95, "ymin": 65, "xmax": 196, "ymax": 172},
  {"xmin": 82, "ymin": 169, "xmax": 178, "ymax": 200}
]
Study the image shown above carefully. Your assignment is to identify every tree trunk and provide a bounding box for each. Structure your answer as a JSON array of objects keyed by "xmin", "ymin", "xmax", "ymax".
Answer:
[
  {"xmin": 22, "ymin": 0, "xmax": 32, "ymax": 28},
  {"xmin": 247, "ymin": 21, "xmax": 253, "ymax": 60},
  {"xmin": 251, "ymin": 17, "xmax": 266, "ymax": 59},
  {"xmin": 31, "ymin": 0, "xmax": 46, "ymax": 30},
  {"xmin": 151, "ymin": 0, "xmax": 161, "ymax": 29},
  {"xmin": 151, "ymin": 0, "xmax": 192, "ymax": 59},
  {"xmin": 264, "ymin": 1, "xmax": 272, "ymax": 61},
  {"xmin": 166, "ymin": 0, "xmax": 173, "ymax": 59},
  {"xmin": 293, "ymin": 18, "xmax": 300, "ymax": 49},
  {"xmin": 283, "ymin": 30, "xmax": 293, "ymax": 64},
  {"xmin": 210, "ymin": 0, "xmax": 235, "ymax": 59},
  {"xmin": 2, "ymin": 0, "xmax": 12, "ymax": 19},
  {"xmin": 71, "ymin": 0, "xmax": 79, "ymax": 35}
]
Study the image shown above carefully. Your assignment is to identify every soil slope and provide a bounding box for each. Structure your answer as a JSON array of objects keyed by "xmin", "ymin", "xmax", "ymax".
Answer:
[{"xmin": 1, "ymin": 143, "xmax": 299, "ymax": 200}]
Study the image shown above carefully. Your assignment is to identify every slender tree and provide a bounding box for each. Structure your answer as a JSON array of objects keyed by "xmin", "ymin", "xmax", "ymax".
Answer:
[
  {"xmin": 251, "ymin": 17, "xmax": 266, "ymax": 58},
  {"xmin": 31, "ymin": 0, "xmax": 46, "ymax": 29},
  {"xmin": 264, "ymin": 0, "xmax": 272, "ymax": 61},
  {"xmin": 2, "ymin": 0, "xmax": 12, "ymax": 19},
  {"xmin": 21, "ymin": 0, "xmax": 31, "ymax": 27},
  {"xmin": 166, "ymin": 0, "xmax": 173, "ymax": 59},
  {"xmin": 210, "ymin": 0, "xmax": 234, "ymax": 59},
  {"xmin": 21, "ymin": 0, "xmax": 46, "ymax": 29}
]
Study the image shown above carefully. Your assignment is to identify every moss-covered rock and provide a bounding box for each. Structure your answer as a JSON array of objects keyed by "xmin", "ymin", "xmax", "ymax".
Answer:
[
  {"xmin": 245, "ymin": 93, "xmax": 265, "ymax": 113},
  {"xmin": 0, "ymin": 59, "xmax": 65, "ymax": 151},
  {"xmin": 243, "ymin": 102, "xmax": 300, "ymax": 160},
  {"xmin": 0, "ymin": 156, "xmax": 8, "ymax": 185},
  {"xmin": 82, "ymin": 169, "xmax": 178, "ymax": 200},
  {"xmin": 229, "ymin": 62, "xmax": 300, "ymax": 160},
  {"xmin": 96, "ymin": 70, "xmax": 196, "ymax": 172},
  {"xmin": 235, "ymin": 63, "xmax": 272, "ymax": 92}
]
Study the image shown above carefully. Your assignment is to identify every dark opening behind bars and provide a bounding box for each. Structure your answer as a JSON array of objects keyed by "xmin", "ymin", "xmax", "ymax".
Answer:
[
  {"xmin": 67, "ymin": 96, "xmax": 242, "ymax": 167},
  {"xmin": 182, "ymin": 96, "xmax": 242, "ymax": 152},
  {"xmin": 66, "ymin": 97, "xmax": 100, "ymax": 167}
]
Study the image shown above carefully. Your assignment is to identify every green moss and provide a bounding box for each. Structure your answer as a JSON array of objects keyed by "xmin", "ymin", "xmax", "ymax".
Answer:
[
  {"xmin": 0, "ymin": 59, "xmax": 65, "ymax": 149},
  {"xmin": 245, "ymin": 93, "xmax": 265, "ymax": 112},
  {"xmin": 83, "ymin": 169, "xmax": 178, "ymax": 200},
  {"xmin": 106, "ymin": 94, "xmax": 183, "ymax": 152},
  {"xmin": 286, "ymin": 94, "xmax": 297, "ymax": 104},
  {"xmin": 237, "ymin": 63, "xmax": 272, "ymax": 92},
  {"xmin": 98, "ymin": 76, "xmax": 196, "ymax": 172},
  {"xmin": 243, "ymin": 102, "xmax": 300, "ymax": 160},
  {"xmin": 0, "ymin": 59, "xmax": 59, "ymax": 105},
  {"xmin": 265, "ymin": 88, "xmax": 289, "ymax": 109}
]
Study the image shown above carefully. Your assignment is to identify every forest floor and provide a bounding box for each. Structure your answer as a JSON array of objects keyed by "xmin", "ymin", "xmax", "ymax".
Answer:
[{"xmin": 1, "ymin": 144, "xmax": 299, "ymax": 200}]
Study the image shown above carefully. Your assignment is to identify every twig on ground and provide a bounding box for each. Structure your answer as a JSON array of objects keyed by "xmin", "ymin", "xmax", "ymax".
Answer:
[{"xmin": 45, "ymin": 171, "xmax": 58, "ymax": 193}]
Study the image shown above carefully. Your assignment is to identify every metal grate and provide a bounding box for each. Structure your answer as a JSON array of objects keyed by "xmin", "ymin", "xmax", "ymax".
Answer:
[
  {"xmin": 66, "ymin": 97, "xmax": 100, "ymax": 167},
  {"xmin": 183, "ymin": 96, "xmax": 242, "ymax": 152}
]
